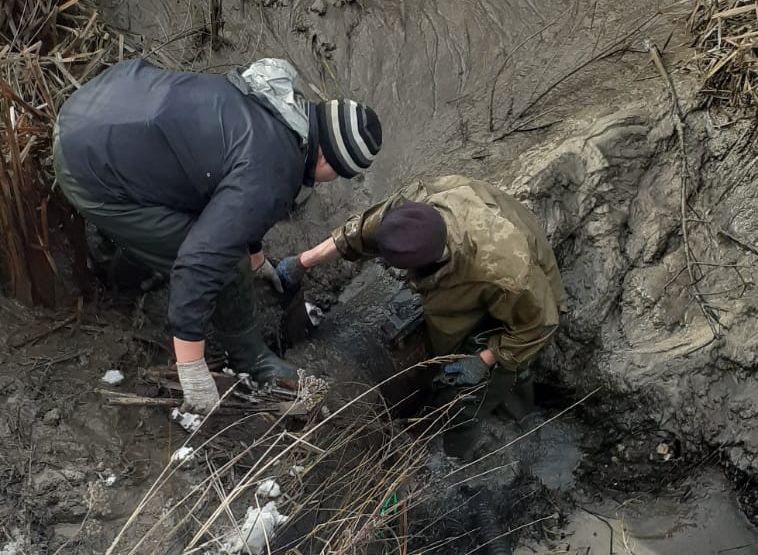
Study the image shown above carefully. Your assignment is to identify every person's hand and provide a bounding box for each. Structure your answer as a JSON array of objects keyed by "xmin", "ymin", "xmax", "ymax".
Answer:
[
  {"xmin": 176, "ymin": 358, "xmax": 220, "ymax": 414},
  {"xmin": 252, "ymin": 257, "xmax": 284, "ymax": 294},
  {"xmin": 442, "ymin": 355, "xmax": 491, "ymax": 386},
  {"xmin": 276, "ymin": 255, "xmax": 307, "ymax": 292}
]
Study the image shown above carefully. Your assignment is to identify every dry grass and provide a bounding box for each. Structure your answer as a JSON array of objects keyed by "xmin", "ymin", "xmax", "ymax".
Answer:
[
  {"xmin": 100, "ymin": 355, "xmax": 599, "ymax": 555},
  {"xmin": 689, "ymin": 0, "xmax": 758, "ymax": 107},
  {"xmin": 0, "ymin": 0, "xmax": 116, "ymax": 305},
  {"xmin": 104, "ymin": 356, "xmax": 466, "ymax": 555},
  {"xmin": 0, "ymin": 0, "xmax": 200, "ymax": 307}
]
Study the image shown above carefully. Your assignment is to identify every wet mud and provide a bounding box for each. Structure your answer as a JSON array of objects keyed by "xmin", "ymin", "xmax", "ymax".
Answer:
[{"xmin": 2, "ymin": 0, "xmax": 758, "ymax": 552}]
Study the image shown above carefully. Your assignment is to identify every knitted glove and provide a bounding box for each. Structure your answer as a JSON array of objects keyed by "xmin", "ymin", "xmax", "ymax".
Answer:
[
  {"xmin": 275, "ymin": 256, "xmax": 307, "ymax": 292},
  {"xmin": 253, "ymin": 258, "xmax": 284, "ymax": 294},
  {"xmin": 176, "ymin": 358, "xmax": 220, "ymax": 414},
  {"xmin": 442, "ymin": 356, "xmax": 491, "ymax": 386}
]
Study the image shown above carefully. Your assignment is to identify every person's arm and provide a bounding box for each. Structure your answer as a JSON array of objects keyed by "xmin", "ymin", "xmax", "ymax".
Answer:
[
  {"xmin": 169, "ymin": 153, "xmax": 296, "ymax": 410},
  {"xmin": 276, "ymin": 194, "xmax": 406, "ymax": 289},
  {"xmin": 330, "ymin": 190, "xmax": 410, "ymax": 260},
  {"xmin": 274, "ymin": 237, "xmax": 340, "ymax": 290},
  {"xmin": 300, "ymin": 237, "xmax": 340, "ymax": 268},
  {"xmin": 278, "ymin": 186, "xmax": 420, "ymax": 290},
  {"xmin": 169, "ymin": 166, "xmax": 284, "ymax": 343},
  {"xmin": 174, "ymin": 338, "xmax": 205, "ymax": 363}
]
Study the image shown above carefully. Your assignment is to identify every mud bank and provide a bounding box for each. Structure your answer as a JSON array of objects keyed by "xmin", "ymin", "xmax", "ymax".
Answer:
[{"xmin": 1, "ymin": 0, "xmax": 757, "ymax": 552}]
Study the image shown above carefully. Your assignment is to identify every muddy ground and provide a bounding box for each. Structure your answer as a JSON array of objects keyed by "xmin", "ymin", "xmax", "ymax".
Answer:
[{"xmin": 2, "ymin": 0, "xmax": 758, "ymax": 553}]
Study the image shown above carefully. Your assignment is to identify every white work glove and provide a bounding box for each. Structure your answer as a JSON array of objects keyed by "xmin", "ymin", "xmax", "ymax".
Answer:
[
  {"xmin": 176, "ymin": 358, "xmax": 220, "ymax": 415},
  {"xmin": 253, "ymin": 258, "xmax": 284, "ymax": 294}
]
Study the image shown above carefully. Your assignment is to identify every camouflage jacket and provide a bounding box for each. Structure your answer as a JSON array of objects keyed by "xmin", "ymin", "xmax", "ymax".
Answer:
[{"xmin": 331, "ymin": 175, "xmax": 568, "ymax": 370}]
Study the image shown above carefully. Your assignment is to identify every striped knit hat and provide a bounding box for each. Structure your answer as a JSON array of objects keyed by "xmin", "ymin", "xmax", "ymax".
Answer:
[{"xmin": 316, "ymin": 100, "xmax": 382, "ymax": 178}]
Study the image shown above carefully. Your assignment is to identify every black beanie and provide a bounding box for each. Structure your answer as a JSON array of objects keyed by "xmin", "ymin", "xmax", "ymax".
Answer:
[
  {"xmin": 317, "ymin": 99, "xmax": 382, "ymax": 178},
  {"xmin": 375, "ymin": 202, "xmax": 447, "ymax": 269}
]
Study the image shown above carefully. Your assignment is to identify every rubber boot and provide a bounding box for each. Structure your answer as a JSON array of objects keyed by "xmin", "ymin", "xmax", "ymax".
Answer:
[
  {"xmin": 443, "ymin": 418, "xmax": 483, "ymax": 461},
  {"xmin": 433, "ymin": 384, "xmax": 485, "ymax": 461},
  {"xmin": 212, "ymin": 260, "xmax": 298, "ymax": 384},
  {"xmin": 493, "ymin": 370, "xmax": 536, "ymax": 423},
  {"xmin": 216, "ymin": 327, "xmax": 298, "ymax": 384},
  {"xmin": 436, "ymin": 369, "xmax": 535, "ymax": 459}
]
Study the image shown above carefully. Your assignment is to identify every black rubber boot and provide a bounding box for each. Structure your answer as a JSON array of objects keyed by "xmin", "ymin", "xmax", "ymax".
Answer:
[
  {"xmin": 433, "ymin": 385, "xmax": 484, "ymax": 460},
  {"xmin": 494, "ymin": 370, "xmax": 536, "ymax": 423},
  {"xmin": 212, "ymin": 260, "xmax": 298, "ymax": 384},
  {"xmin": 434, "ymin": 368, "xmax": 535, "ymax": 460},
  {"xmin": 216, "ymin": 327, "xmax": 298, "ymax": 384}
]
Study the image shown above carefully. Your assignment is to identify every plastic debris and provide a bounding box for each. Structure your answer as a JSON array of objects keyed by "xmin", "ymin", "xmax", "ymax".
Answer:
[
  {"xmin": 380, "ymin": 491, "xmax": 399, "ymax": 516},
  {"xmin": 289, "ymin": 465, "xmax": 305, "ymax": 477},
  {"xmin": 305, "ymin": 302, "xmax": 324, "ymax": 326},
  {"xmin": 0, "ymin": 540, "xmax": 21, "ymax": 555},
  {"xmin": 221, "ymin": 502, "xmax": 288, "ymax": 555},
  {"xmin": 171, "ymin": 408, "xmax": 202, "ymax": 433},
  {"xmin": 171, "ymin": 446, "xmax": 195, "ymax": 463},
  {"xmin": 256, "ymin": 479, "xmax": 281, "ymax": 498},
  {"xmin": 102, "ymin": 471, "xmax": 117, "ymax": 487},
  {"xmin": 101, "ymin": 369, "xmax": 124, "ymax": 385},
  {"xmin": 0, "ymin": 530, "xmax": 25, "ymax": 555},
  {"xmin": 656, "ymin": 442, "xmax": 673, "ymax": 462}
]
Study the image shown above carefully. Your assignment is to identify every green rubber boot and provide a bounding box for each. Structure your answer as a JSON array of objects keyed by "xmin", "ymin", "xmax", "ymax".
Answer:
[{"xmin": 212, "ymin": 260, "xmax": 298, "ymax": 384}]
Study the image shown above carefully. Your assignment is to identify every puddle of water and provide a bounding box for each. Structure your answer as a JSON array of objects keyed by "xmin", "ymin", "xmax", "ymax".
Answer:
[
  {"xmin": 477, "ymin": 413, "xmax": 584, "ymax": 491},
  {"xmin": 525, "ymin": 419, "xmax": 584, "ymax": 490},
  {"xmin": 516, "ymin": 468, "xmax": 758, "ymax": 555}
]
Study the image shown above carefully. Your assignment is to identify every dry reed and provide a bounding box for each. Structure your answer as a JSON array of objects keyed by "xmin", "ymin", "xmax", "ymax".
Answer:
[{"xmin": 689, "ymin": 0, "xmax": 758, "ymax": 107}]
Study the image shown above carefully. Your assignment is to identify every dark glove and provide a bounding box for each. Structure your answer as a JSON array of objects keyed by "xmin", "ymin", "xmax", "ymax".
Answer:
[
  {"xmin": 275, "ymin": 255, "xmax": 307, "ymax": 292},
  {"xmin": 442, "ymin": 355, "xmax": 491, "ymax": 386}
]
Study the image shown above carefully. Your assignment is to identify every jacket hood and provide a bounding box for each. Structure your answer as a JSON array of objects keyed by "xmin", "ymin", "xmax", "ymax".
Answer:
[{"xmin": 226, "ymin": 58, "xmax": 310, "ymax": 146}]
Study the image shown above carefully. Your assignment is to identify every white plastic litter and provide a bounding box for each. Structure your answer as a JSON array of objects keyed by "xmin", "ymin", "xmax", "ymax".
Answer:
[
  {"xmin": 171, "ymin": 446, "xmax": 195, "ymax": 463},
  {"xmin": 255, "ymin": 479, "xmax": 281, "ymax": 498},
  {"xmin": 656, "ymin": 442, "xmax": 673, "ymax": 461},
  {"xmin": 289, "ymin": 465, "xmax": 305, "ymax": 477},
  {"xmin": 0, "ymin": 530, "xmax": 24, "ymax": 555},
  {"xmin": 171, "ymin": 408, "xmax": 202, "ymax": 433},
  {"xmin": 0, "ymin": 541, "xmax": 20, "ymax": 555},
  {"xmin": 221, "ymin": 502, "xmax": 288, "ymax": 555},
  {"xmin": 101, "ymin": 369, "xmax": 124, "ymax": 385},
  {"xmin": 104, "ymin": 473, "xmax": 117, "ymax": 487},
  {"xmin": 305, "ymin": 302, "xmax": 324, "ymax": 326}
]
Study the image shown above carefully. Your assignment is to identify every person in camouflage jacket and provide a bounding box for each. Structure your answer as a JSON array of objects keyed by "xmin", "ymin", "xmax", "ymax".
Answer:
[{"xmin": 277, "ymin": 174, "xmax": 567, "ymax": 457}]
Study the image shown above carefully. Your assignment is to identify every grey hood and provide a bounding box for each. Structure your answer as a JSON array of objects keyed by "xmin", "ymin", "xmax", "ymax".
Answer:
[{"xmin": 226, "ymin": 58, "xmax": 310, "ymax": 145}]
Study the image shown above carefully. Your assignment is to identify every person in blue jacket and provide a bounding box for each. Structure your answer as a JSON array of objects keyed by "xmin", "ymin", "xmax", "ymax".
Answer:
[{"xmin": 53, "ymin": 58, "xmax": 382, "ymax": 413}]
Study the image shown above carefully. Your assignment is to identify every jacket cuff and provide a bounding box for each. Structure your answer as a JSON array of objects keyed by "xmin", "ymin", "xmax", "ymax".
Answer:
[
  {"xmin": 171, "ymin": 327, "xmax": 205, "ymax": 343},
  {"xmin": 487, "ymin": 335, "xmax": 519, "ymax": 371},
  {"xmin": 330, "ymin": 226, "xmax": 362, "ymax": 261}
]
